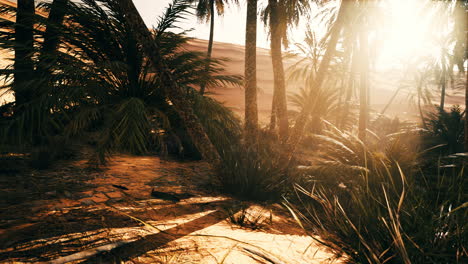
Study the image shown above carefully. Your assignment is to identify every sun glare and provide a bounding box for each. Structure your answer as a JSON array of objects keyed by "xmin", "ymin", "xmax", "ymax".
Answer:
[{"xmin": 377, "ymin": 0, "xmax": 454, "ymax": 70}]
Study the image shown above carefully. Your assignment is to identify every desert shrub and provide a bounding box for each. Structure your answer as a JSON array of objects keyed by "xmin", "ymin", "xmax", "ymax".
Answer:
[
  {"xmin": 286, "ymin": 124, "xmax": 467, "ymax": 263},
  {"xmin": 423, "ymin": 106, "xmax": 465, "ymax": 155},
  {"xmin": 296, "ymin": 121, "xmax": 420, "ymax": 189},
  {"xmin": 217, "ymin": 130, "xmax": 295, "ymax": 202}
]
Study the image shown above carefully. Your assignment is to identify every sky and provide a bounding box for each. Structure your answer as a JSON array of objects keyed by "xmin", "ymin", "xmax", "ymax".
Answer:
[{"xmin": 133, "ymin": 0, "xmax": 283, "ymax": 49}]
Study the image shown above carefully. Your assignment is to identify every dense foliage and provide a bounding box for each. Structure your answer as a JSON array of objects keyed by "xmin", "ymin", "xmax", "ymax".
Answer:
[{"xmin": 0, "ymin": 0, "xmax": 241, "ymax": 165}]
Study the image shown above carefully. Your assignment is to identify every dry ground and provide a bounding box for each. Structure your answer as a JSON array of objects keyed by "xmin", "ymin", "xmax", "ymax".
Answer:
[{"xmin": 0, "ymin": 155, "xmax": 341, "ymax": 264}]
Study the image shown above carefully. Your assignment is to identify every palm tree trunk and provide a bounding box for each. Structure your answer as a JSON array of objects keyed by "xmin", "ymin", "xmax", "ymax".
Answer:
[
  {"xmin": 358, "ymin": 29, "xmax": 368, "ymax": 141},
  {"xmin": 417, "ymin": 76, "xmax": 427, "ymax": 129},
  {"xmin": 14, "ymin": 0, "xmax": 35, "ymax": 106},
  {"xmin": 268, "ymin": 0, "xmax": 288, "ymax": 141},
  {"xmin": 340, "ymin": 73, "xmax": 354, "ymax": 129},
  {"xmin": 339, "ymin": 47, "xmax": 356, "ymax": 129},
  {"xmin": 244, "ymin": 0, "xmax": 258, "ymax": 141},
  {"xmin": 115, "ymin": 0, "xmax": 221, "ymax": 166},
  {"xmin": 464, "ymin": 70, "xmax": 468, "ymax": 151},
  {"xmin": 42, "ymin": 0, "xmax": 68, "ymax": 55},
  {"xmin": 199, "ymin": 0, "xmax": 215, "ymax": 95},
  {"xmin": 269, "ymin": 91, "xmax": 277, "ymax": 131},
  {"xmin": 286, "ymin": 0, "xmax": 349, "ymax": 156},
  {"xmin": 440, "ymin": 67, "xmax": 447, "ymax": 110},
  {"xmin": 38, "ymin": 0, "xmax": 68, "ymax": 73}
]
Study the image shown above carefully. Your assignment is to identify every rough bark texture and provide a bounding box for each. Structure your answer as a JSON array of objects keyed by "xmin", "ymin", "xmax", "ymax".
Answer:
[
  {"xmin": 14, "ymin": 0, "xmax": 35, "ymax": 105},
  {"xmin": 285, "ymin": 0, "xmax": 349, "ymax": 157},
  {"xmin": 115, "ymin": 0, "xmax": 221, "ymax": 166},
  {"xmin": 244, "ymin": 0, "xmax": 258, "ymax": 141},
  {"xmin": 268, "ymin": 0, "xmax": 288, "ymax": 141},
  {"xmin": 358, "ymin": 29, "xmax": 368, "ymax": 141},
  {"xmin": 199, "ymin": 0, "xmax": 215, "ymax": 95}
]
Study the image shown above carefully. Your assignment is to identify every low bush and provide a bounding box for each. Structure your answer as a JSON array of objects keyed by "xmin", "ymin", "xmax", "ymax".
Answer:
[
  {"xmin": 286, "ymin": 124, "xmax": 467, "ymax": 263},
  {"xmin": 217, "ymin": 130, "xmax": 295, "ymax": 202}
]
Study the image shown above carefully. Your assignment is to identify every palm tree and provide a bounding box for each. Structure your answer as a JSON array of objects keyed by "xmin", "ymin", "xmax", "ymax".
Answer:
[
  {"xmin": 262, "ymin": 0, "xmax": 309, "ymax": 141},
  {"xmin": 285, "ymin": 0, "xmax": 351, "ymax": 158},
  {"xmin": 38, "ymin": 0, "xmax": 69, "ymax": 73},
  {"xmin": 98, "ymin": 0, "xmax": 226, "ymax": 165},
  {"xmin": 244, "ymin": 0, "xmax": 258, "ymax": 141},
  {"xmin": 189, "ymin": 0, "xmax": 237, "ymax": 95},
  {"xmin": 13, "ymin": 0, "xmax": 35, "ymax": 107},
  {"xmin": 2, "ymin": 0, "xmax": 242, "ymax": 165}
]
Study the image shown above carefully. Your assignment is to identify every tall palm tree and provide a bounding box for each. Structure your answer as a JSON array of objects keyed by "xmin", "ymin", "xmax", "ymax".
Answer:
[
  {"xmin": 14, "ymin": 0, "xmax": 35, "ymax": 107},
  {"xmin": 189, "ymin": 0, "xmax": 237, "ymax": 95},
  {"xmin": 263, "ymin": 0, "xmax": 310, "ymax": 141},
  {"xmin": 244, "ymin": 0, "xmax": 258, "ymax": 141}
]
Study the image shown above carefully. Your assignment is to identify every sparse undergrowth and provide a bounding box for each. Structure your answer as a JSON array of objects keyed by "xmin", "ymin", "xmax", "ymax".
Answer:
[{"xmin": 285, "ymin": 122, "xmax": 467, "ymax": 264}]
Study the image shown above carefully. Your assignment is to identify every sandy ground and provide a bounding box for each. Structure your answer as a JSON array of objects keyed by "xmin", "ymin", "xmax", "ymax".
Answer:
[{"xmin": 0, "ymin": 155, "xmax": 341, "ymax": 264}]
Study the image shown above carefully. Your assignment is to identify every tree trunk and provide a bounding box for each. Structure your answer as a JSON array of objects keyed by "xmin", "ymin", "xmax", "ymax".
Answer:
[
  {"xmin": 340, "ymin": 74, "xmax": 354, "ymax": 129},
  {"xmin": 268, "ymin": 0, "xmax": 288, "ymax": 141},
  {"xmin": 269, "ymin": 90, "xmax": 277, "ymax": 131},
  {"xmin": 38, "ymin": 0, "xmax": 68, "ymax": 74},
  {"xmin": 285, "ymin": 0, "xmax": 349, "ymax": 156},
  {"xmin": 465, "ymin": 70, "xmax": 468, "ymax": 151},
  {"xmin": 358, "ymin": 29, "xmax": 368, "ymax": 141},
  {"xmin": 417, "ymin": 75, "xmax": 427, "ymax": 130},
  {"xmin": 14, "ymin": 0, "xmax": 35, "ymax": 106},
  {"xmin": 440, "ymin": 66, "xmax": 447, "ymax": 110},
  {"xmin": 244, "ymin": 0, "xmax": 258, "ymax": 141},
  {"xmin": 199, "ymin": 0, "xmax": 215, "ymax": 95},
  {"xmin": 115, "ymin": 0, "xmax": 221, "ymax": 166},
  {"xmin": 339, "ymin": 47, "xmax": 356, "ymax": 129},
  {"xmin": 42, "ymin": 0, "xmax": 68, "ymax": 56}
]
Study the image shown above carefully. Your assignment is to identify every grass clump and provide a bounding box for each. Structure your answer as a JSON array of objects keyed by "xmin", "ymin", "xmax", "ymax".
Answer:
[
  {"xmin": 424, "ymin": 105, "xmax": 465, "ymax": 155},
  {"xmin": 286, "ymin": 123, "xmax": 467, "ymax": 263},
  {"xmin": 217, "ymin": 130, "xmax": 294, "ymax": 202}
]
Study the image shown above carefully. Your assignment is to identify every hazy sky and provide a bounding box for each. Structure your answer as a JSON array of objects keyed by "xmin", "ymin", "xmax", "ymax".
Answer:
[{"xmin": 134, "ymin": 0, "xmax": 277, "ymax": 49}]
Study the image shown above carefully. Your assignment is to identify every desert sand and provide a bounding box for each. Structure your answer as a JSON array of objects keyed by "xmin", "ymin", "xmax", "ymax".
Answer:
[{"xmin": 0, "ymin": 155, "xmax": 341, "ymax": 263}]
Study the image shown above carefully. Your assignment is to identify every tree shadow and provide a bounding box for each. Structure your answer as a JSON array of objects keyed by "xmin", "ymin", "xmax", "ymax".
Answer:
[
  {"xmin": 80, "ymin": 208, "xmax": 233, "ymax": 263},
  {"xmin": 0, "ymin": 199, "xmax": 233, "ymax": 262}
]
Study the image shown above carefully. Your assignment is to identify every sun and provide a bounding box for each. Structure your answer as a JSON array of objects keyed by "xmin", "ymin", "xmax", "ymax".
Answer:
[{"xmin": 376, "ymin": 0, "xmax": 454, "ymax": 70}]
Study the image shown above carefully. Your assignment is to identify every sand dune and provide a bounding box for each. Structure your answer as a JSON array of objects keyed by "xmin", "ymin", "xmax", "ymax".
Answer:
[
  {"xmin": 187, "ymin": 38, "xmax": 465, "ymax": 122},
  {"xmin": 1, "ymin": 34, "xmax": 464, "ymax": 120}
]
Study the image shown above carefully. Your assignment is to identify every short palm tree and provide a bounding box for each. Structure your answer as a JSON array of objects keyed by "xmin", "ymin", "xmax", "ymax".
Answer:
[{"xmin": 0, "ymin": 0, "xmax": 241, "ymax": 165}]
